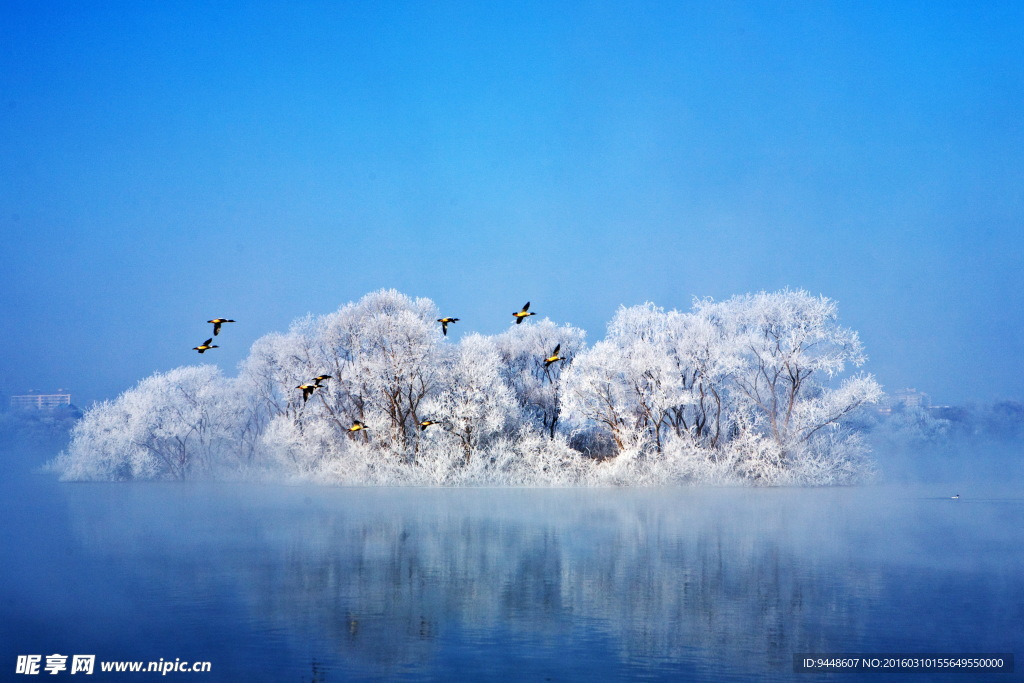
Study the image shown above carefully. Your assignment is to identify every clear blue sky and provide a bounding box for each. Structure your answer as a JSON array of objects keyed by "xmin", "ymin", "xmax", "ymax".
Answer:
[{"xmin": 2, "ymin": 1, "xmax": 1022, "ymax": 407}]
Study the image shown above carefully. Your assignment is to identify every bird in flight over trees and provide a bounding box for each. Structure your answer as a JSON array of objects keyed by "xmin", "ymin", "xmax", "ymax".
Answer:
[
  {"xmin": 193, "ymin": 338, "xmax": 219, "ymax": 353},
  {"xmin": 313, "ymin": 375, "xmax": 332, "ymax": 386},
  {"xmin": 418, "ymin": 419, "xmax": 440, "ymax": 430},
  {"xmin": 543, "ymin": 344, "xmax": 563, "ymax": 368},
  {"xmin": 207, "ymin": 319, "xmax": 236, "ymax": 336},
  {"xmin": 347, "ymin": 420, "xmax": 368, "ymax": 432},
  {"xmin": 513, "ymin": 302, "xmax": 536, "ymax": 324},
  {"xmin": 297, "ymin": 383, "xmax": 318, "ymax": 403},
  {"xmin": 437, "ymin": 317, "xmax": 460, "ymax": 336}
]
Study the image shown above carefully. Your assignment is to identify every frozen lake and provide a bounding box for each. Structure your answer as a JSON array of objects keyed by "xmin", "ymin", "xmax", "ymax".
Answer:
[{"xmin": 2, "ymin": 453, "xmax": 1022, "ymax": 681}]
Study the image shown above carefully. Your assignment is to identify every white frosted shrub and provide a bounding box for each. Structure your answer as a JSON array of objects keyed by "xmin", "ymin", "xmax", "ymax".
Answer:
[{"xmin": 57, "ymin": 365, "xmax": 233, "ymax": 481}]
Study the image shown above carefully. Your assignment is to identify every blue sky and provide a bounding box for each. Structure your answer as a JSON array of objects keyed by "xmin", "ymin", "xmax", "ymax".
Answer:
[{"xmin": 2, "ymin": 1, "xmax": 1022, "ymax": 407}]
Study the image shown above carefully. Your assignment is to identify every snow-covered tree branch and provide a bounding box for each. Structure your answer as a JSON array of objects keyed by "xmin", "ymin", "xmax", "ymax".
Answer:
[{"xmin": 54, "ymin": 289, "xmax": 882, "ymax": 486}]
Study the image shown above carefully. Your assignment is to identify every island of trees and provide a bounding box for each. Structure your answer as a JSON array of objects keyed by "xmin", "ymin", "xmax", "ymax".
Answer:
[{"xmin": 52, "ymin": 289, "xmax": 883, "ymax": 486}]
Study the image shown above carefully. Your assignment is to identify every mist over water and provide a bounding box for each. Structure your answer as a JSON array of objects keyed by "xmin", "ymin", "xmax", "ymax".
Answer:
[
  {"xmin": 871, "ymin": 438, "xmax": 1024, "ymax": 488},
  {"xmin": 4, "ymin": 442, "xmax": 1022, "ymax": 681}
]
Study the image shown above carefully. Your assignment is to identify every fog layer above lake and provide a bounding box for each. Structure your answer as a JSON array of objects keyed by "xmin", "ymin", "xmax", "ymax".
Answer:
[{"xmin": 3, "ymin": 462, "xmax": 1022, "ymax": 681}]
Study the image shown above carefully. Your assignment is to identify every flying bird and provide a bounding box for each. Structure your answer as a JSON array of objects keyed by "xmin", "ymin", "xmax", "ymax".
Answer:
[
  {"xmin": 544, "ymin": 344, "xmax": 563, "ymax": 368},
  {"xmin": 297, "ymin": 383, "xmax": 318, "ymax": 403},
  {"xmin": 437, "ymin": 317, "xmax": 460, "ymax": 336},
  {"xmin": 207, "ymin": 318, "xmax": 236, "ymax": 336},
  {"xmin": 513, "ymin": 302, "xmax": 536, "ymax": 324},
  {"xmin": 193, "ymin": 338, "xmax": 219, "ymax": 353},
  {"xmin": 313, "ymin": 375, "xmax": 332, "ymax": 386},
  {"xmin": 347, "ymin": 420, "xmax": 368, "ymax": 432},
  {"xmin": 418, "ymin": 419, "xmax": 440, "ymax": 430}
]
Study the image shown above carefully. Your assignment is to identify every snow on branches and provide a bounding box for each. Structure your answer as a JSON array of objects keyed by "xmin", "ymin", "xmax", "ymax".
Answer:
[{"xmin": 54, "ymin": 289, "xmax": 882, "ymax": 485}]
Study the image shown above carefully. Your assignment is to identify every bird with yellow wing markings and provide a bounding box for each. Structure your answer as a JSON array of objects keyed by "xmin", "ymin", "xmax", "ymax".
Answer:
[
  {"xmin": 437, "ymin": 317, "xmax": 460, "ymax": 336},
  {"xmin": 297, "ymin": 383, "xmax": 318, "ymax": 403},
  {"xmin": 543, "ymin": 344, "xmax": 563, "ymax": 368},
  {"xmin": 207, "ymin": 319, "xmax": 235, "ymax": 336},
  {"xmin": 513, "ymin": 302, "xmax": 535, "ymax": 324},
  {"xmin": 193, "ymin": 338, "xmax": 219, "ymax": 353}
]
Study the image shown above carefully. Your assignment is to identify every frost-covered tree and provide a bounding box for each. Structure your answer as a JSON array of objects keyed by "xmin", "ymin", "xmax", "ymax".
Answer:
[
  {"xmin": 55, "ymin": 288, "xmax": 882, "ymax": 486},
  {"xmin": 563, "ymin": 303, "xmax": 738, "ymax": 455},
  {"xmin": 599, "ymin": 303, "xmax": 684, "ymax": 452},
  {"xmin": 57, "ymin": 365, "xmax": 239, "ymax": 480},
  {"xmin": 304, "ymin": 290, "xmax": 444, "ymax": 457},
  {"xmin": 660, "ymin": 308, "xmax": 743, "ymax": 448},
  {"xmin": 562, "ymin": 291, "xmax": 880, "ymax": 483},
  {"xmin": 55, "ymin": 397, "xmax": 139, "ymax": 481},
  {"xmin": 238, "ymin": 290, "xmax": 446, "ymax": 464},
  {"xmin": 420, "ymin": 334, "xmax": 518, "ymax": 465},
  {"xmin": 708, "ymin": 290, "xmax": 882, "ymax": 472},
  {"xmin": 353, "ymin": 291, "xmax": 444, "ymax": 454},
  {"xmin": 492, "ymin": 318, "xmax": 586, "ymax": 438}
]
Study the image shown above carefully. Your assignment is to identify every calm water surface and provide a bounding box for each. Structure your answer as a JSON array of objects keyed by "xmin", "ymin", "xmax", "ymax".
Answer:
[{"xmin": 2, "ymin": 453, "xmax": 1022, "ymax": 681}]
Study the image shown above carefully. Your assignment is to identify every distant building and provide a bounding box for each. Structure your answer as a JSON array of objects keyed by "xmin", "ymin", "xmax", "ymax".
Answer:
[
  {"xmin": 893, "ymin": 388, "xmax": 930, "ymax": 410},
  {"xmin": 10, "ymin": 390, "xmax": 72, "ymax": 410}
]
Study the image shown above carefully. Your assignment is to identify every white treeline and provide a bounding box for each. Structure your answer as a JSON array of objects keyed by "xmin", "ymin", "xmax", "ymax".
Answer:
[{"xmin": 54, "ymin": 289, "xmax": 882, "ymax": 486}]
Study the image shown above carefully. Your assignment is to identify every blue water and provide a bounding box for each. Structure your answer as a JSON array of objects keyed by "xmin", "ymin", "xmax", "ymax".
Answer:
[{"xmin": 2, "ymin": 452, "xmax": 1022, "ymax": 681}]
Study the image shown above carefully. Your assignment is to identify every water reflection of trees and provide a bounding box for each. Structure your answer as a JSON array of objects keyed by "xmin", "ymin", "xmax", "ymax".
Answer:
[{"xmin": 63, "ymin": 486, "xmax": 1021, "ymax": 677}]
